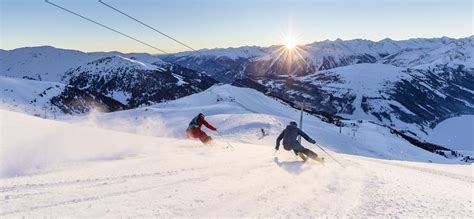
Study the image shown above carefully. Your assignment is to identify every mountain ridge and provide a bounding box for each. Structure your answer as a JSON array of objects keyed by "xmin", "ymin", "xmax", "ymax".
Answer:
[{"xmin": 1, "ymin": 36, "xmax": 472, "ymax": 141}]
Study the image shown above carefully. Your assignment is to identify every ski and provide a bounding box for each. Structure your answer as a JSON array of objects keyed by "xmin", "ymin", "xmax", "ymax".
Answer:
[{"xmin": 297, "ymin": 152, "xmax": 325, "ymax": 164}]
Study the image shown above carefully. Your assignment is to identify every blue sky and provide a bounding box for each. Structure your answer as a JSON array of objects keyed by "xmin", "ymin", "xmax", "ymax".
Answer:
[{"xmin": 1, "ymin": 0, "xmax": 472, "ymax": 54}]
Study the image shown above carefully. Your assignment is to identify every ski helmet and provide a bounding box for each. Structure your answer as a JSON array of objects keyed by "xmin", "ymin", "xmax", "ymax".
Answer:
[{"xmin": 290, "ymin": 121, "xmax": 297, "ymax": 126}]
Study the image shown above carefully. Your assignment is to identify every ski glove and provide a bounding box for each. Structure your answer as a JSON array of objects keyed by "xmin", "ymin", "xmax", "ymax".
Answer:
[{"xmin": 310, "ymin": 139, "xmax": 316, "ymax": 144}]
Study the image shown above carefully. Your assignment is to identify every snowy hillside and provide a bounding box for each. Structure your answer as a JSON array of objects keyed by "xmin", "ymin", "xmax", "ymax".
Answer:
[
  {"xmin": 1, "ymin": 91, "xmax": 472, "ymax": 217},
  {"xmin": 255, "ymin": 62, "xmax": 474, "ymax": 140},
  {"xmin": 296, "ymin": 63, "xmax": 414, "ymax": 124},
  {"xmin": 61, "ymin": 55, "xmax": 161, "ymax": 104},
  {"xmin": 65, "ymin": 85, "xmax": 463, "ymax": 163},
  {"xmin": 0, "ymin": 76, "xmax": 64, "ymax": 116},
  {"xmin": 55, "ymin": 55, "xmax": 216, "ymax": 112}
]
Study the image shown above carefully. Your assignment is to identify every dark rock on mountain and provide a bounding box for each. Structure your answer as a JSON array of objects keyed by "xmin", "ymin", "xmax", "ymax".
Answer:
[
  {"xmin": 51, "ymin": 86, "xmax": 126, "ymax": 114},
  {"xmin": 58, "ymin": 56, "xmax": 216, "ymax": 111}
]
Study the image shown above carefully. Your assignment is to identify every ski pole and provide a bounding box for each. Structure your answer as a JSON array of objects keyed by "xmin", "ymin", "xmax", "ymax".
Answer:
[
  {"xmin": 217, "ymin": 131, "xmax": 235, "ymax": 150},
  {"xmin": 314, "ymin": 143, "xmax": 345, "ymax": 168}
]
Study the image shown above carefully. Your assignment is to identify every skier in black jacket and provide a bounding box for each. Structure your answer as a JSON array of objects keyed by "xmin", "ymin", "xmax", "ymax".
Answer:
[{"xmin": 276, "ymin": 121, "xmax": 322, "ymax": 162}]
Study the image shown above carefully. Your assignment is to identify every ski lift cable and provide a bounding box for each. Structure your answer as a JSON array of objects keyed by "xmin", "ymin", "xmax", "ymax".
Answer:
[
  {"xmin": 96, "ymin": 0, "xmax": 254, "ymax": 84},
  {"xmin": 98, "ymin": 0, "xmax": 272, "ymax": 93},
  {"xmin": 44, "ymin": 0, "xmax": 169, "ymax": 54},
  {"xmin": 45, "ymin": 0, "xmax": 256, "ymax": 103},
  {"xmin": 98, "ymin": 0, "xmax": 202, "ymax": 55},
  {"xmin": 46, "ymin": 0, "xmax": 281, "ymax": 90}
]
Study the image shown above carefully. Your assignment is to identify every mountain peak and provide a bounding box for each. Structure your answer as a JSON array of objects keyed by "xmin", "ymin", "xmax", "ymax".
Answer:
[
  {"xmin": 380, "ymin": 38, "xmax": 394, "ymax": 42},
  {"xmin": 86, "ymin": 55, "xmax": 161, "ymax": 71}
]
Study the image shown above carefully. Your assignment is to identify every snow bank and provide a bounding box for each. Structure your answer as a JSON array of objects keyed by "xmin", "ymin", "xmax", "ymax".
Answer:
[{"xmin": 0, "ymin": 110, "xmax": 145, "ymax": 178}]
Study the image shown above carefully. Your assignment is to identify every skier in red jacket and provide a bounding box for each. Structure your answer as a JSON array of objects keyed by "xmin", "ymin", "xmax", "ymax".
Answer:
[{"xmin": 186, "ymin": 113, "xmax": 217, "ymax": 144}]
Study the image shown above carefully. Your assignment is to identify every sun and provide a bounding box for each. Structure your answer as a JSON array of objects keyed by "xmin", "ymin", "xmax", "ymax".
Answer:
[{"xmin": 283, "ymin": 35, "xmax": 297, "ymax": 49}]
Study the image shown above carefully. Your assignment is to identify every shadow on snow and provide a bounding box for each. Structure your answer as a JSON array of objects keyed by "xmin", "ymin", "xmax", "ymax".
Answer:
[{"xmin": 273, "ymin": 157, "xmax": 309, "ymax": 175}]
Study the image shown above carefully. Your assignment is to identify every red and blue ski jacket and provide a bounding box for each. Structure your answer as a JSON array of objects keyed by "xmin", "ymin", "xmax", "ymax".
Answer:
[{"xmin": 188, "ymin": 115, "xmax": 217, "ymax": 131}]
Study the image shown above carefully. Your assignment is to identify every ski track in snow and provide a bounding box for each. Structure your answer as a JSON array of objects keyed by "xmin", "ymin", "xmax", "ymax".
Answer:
[
  {"xmin": 351, "ymin": 158, "xmax": 473, "ymax": 217},
  {"xmin": 1, "ymin": 142, "xmax": 472, "ymax": 217}
]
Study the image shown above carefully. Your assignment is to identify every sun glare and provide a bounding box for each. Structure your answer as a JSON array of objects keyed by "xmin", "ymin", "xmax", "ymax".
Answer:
[
  {"xmin": 283, "ymin": 36, "xmax": 297, "ymax": 50},
  {"xmin": 271, "ymin": 31, "xmax": 311, "ymax": 76}
]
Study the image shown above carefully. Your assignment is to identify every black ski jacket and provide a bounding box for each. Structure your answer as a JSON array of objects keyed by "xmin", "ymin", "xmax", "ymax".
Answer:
[{"xmin": 276, "ymin": 124, "xmax": 316, "ymax": 150}]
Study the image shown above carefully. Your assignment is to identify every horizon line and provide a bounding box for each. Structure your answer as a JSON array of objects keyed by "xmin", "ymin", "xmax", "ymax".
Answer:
[{"xmin": 2, "ymin": 35, "xmax": 472, "ymax": 55}]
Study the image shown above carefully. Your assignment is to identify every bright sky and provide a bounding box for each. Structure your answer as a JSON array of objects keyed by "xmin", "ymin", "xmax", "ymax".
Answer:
[{"xmin": 1, "ymin": 0, "xmax": 472, "ymax": 54}]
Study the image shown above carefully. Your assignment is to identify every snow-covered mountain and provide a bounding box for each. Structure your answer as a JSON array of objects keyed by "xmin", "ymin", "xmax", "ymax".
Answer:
[
  {"xmin": 160, "ymin": 36, "xmax": 474, "ymax": 138},
  {"xmin": 1, "ymin": 37, "xmax": 472, "ymax": 145},
  {"xmin": 259, "ymin": 63, "xmax": 474, "ymax": 135},
  {"xmin": 55, "ymin": 55, "xmax": 215, "ymax": 113},
  {"xmin": 0, "ymin": 47, "xmax": 216, "ymax": 114},
  {"xmin": 0, "ymin": 46, "xmax": 162, "ymax": 82},
  {"xmin": 382, "ymin": 36, "xmax": 473, "ymax": 69},
  {"xmin": 162, "ymin": 36, "xmax": 472, "ymax": 79}
]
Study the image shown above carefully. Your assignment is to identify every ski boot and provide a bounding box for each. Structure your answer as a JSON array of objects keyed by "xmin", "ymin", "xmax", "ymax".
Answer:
[{"xmin": 296, "ymin": 152, "xmax": 308, "ymax": 162}]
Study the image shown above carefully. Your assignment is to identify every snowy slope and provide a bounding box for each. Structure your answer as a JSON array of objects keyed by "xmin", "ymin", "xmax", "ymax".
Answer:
[
  {"xmin": 0, "ymin": 76, "xmax": 65, "ymax": 116},
  {"xmin": 0, "ymin": 107, "xmax": 472, "ymax": 217},
  {"xmin": 65, "ymin": 85, "xmax": 459, "ymax": 163},
  {"xmin": 302, "ymin": 63, "xmax": 409, "ymax": 97},
  {"xmin": 299, "ymin": 63, "xmax": 414, "ymax": 122},
  {"xmin": 0, "ymin": 110, "xmax": 144, "ymax": 178}
]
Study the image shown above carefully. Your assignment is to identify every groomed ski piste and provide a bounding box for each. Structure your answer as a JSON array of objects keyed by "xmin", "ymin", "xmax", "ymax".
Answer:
[{"xmin": 1, "ymin": 85, "xmax": 472, "ymax": 217}]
